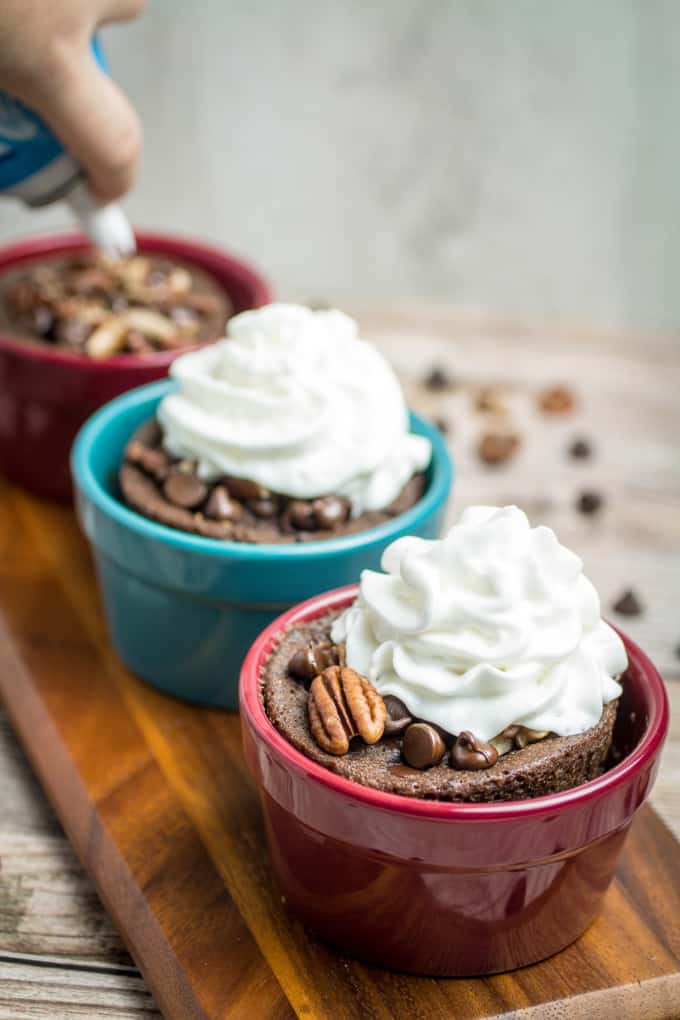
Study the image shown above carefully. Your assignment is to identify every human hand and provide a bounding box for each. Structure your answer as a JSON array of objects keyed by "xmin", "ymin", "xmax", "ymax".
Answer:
[{"xmin": 0, "ymin": 0, "xmax": 145, "ymax": 202}]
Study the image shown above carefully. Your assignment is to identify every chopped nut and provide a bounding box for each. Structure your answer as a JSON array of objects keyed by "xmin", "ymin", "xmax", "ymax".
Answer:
[
  {"xmin": 477, "ymin": 432, "xmax": 520, "ymax": 465},
  {"xmin": 513, "ymin": 727, "xmax": 550, "ymax": 749},
  {"xmin": 123, "ymin": 308, "xmax": 177, "ymax": 342},
  {"xmin": 168, "ymin": 268, "xmax": 192, "ymax": 294},
  {"xmin": 119, "ymin": 255, "xmax": 150, "ymax": 286},
  {"xmin": 308, "ymin": 666, "xmax": 386, "ymax": 755},
  {"xmin": 538, "ymin": 385, "xmax": 576, "ymax": 414},
  {"xmin": 85, "ymin": 316, "xmax": 129, "ymax": 358}
]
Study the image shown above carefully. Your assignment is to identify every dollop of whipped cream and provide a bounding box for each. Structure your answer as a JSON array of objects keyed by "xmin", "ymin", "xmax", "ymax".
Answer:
[
  {"xmin": 331, "ymin": 506, "xmax": 627, "ymax": 741},
  {"xmin": 157, "ymin": 303, "xmax": 431, "ymax": 516}
]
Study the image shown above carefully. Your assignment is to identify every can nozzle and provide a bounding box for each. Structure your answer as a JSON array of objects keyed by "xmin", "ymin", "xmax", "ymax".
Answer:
[{"xmin": 66, "ymin": 179, "xmax": 136, "ymax": 259}]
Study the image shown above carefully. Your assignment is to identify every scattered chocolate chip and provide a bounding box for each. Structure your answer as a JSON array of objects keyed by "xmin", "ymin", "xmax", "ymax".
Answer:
[
  {"xmin": 383, "ymin": 695, "xmax": 413, "ymax": 737},
  {"xmin": 288, "ymin": 499, "xmax": 317, "ymax": 530},
  {"xmin": 612, "ymin": 590, "xmax": 643, "ymax": 617},
  {"xmin": 477, "ymin": 432, "xmax": 520, "ymax": 466},
  {"xmin": 451, "ymin": 730, "xmax": 499, "ymax": 770},
  {"xmin": 433, "ymin": 417, "xmax": 449, "ymax": 435},
  {"xmin": 538, "ymin": 385, "xmax": 576, "ymax": 414},
  {"xmin": 289, "ymin": 641, "xmax": 340, "ymax": 683},
  {"xmin": 163, "ymin": 470, "xmax": 208, "ymax": 509},
  {"xmin": 569, "ymin": 437, "xmax": 592, "ymax": 460},
  {"xmin": 312, "ymin": 495, "xmax": 351, "ymax": 530},
  {"xmin": 204, "ymin": 485, "xmax": 242, "ymax": 521},
  {"xmin": 423, "ymin": 366, "xmax": 452, "ymax": 391},
  {"xmin": 250, "ymin": 497, "xmax": 279, "ymax": 519},
  {"xmin": 402, "ymin": 722, "xmax": 446, "ymax": 769},
  {"xmin": 222, "ymin": 475, "xmax": 270, "ymax": 503},
  {"xmin": 576, "ymin": 491, "xmax": 603, "ymax": 515}
]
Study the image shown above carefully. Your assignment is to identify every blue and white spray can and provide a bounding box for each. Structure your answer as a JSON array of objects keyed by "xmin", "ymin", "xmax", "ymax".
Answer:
[{"xmin": 0, "ymin": 38, "xmax": 135, "ymax": 256}]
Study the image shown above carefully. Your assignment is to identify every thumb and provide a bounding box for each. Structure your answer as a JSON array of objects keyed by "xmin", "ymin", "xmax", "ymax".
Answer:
[{"xmin": 29, "ymin": 44, "xmax": 142, "ymax": 203}]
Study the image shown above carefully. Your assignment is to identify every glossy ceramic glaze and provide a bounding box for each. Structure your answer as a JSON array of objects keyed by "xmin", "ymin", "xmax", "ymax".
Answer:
[
  {"xmin": 240, "ymin": 586, "xmax": 669, "ymax": 976},
  {"xmin": 71, "ymin": 382, "xmax": 452, "ymax": 708},
  {"xmin": 0, "ymin": 231, "xmax": 271, "ymax": 500}
]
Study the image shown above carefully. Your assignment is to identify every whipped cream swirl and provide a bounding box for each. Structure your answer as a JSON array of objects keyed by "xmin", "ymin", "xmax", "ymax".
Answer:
[
  {"xmin": 157, "ymin": 303, "xmax": 431, "ymax": 516},
  {"xmin": 331, "ymin": 506, "xmax": 627, "ymax": 741}
]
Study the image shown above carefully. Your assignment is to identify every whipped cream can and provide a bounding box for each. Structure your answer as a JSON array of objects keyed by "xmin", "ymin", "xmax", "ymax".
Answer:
[{"xmin": 0, "ymin": 37, "xmax": 134, "ymax": 256}]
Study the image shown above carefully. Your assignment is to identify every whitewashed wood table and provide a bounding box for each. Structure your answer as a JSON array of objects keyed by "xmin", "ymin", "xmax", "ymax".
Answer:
[{"xmin": 1, "ymin": 304, "xmax": 679, "ymax": 1019}]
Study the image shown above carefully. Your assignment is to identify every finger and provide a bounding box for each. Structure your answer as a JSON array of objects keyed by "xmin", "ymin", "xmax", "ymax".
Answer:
[
  {"xmin": 29, "ymin": 46, "xmax": 142, "ymax": 203},
  {"xmin": 97, "ymin": 0, "xmax": 147, "ymax": 24}
]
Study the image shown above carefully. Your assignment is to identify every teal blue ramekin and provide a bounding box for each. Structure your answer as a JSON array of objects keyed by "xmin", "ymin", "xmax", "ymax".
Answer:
[{"xmin": 71, "ymin": 379, "xmax": 452, "ymax": 708}]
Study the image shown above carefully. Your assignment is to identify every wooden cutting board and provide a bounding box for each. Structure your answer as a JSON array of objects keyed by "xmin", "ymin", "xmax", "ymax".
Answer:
[{"xmin": 1, "ymin": 485, "xmax": 679, "ymax": 1019}]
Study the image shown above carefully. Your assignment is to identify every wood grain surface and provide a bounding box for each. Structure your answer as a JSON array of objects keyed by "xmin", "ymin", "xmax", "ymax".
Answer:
[{"xmin": 0, "ymin": 305, "xmax": 679, "ymax": 1019}]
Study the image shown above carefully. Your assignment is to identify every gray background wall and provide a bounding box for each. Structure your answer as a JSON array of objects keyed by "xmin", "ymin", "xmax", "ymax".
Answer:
[{"xmin": 1, "ymin": 0, "xmax": 679, "ymax": 333}]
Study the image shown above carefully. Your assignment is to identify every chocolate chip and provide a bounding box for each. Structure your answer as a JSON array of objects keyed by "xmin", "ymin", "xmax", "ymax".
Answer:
[
  {"xmin": 569, "ymin": 437, "xmax": 592, "ymax": 459},
  {"xmin": 312, "ymin": 496, "xmax": 351, "ymax": 530},
  {"xmin": 423, "ymin": 366, "xmax": 452, "ymax": 391},
  {"xmin": 383, "ymin": 695, "xmax": 412, "ymax": 737},
  {"xmin": 289, "ymin": 641, "xmax": 339, "ymax": 682},
  {"xmin": 434, "ymin": 417, "xmax": 449, "ymax": 435},
  {"xmin": 538, "ymin": 385, "xmax": 576, "ymax": 413},
  {"xmin": 163, "ymin": 471, "xmax": 208, "ymax": 509},
  {"xmin": 402, "ymin": 722, "xmax": 446, "ymax": 769},
  {"xmin": 288, "ymin": 500, "xmax": 317, "ymax": 530},
  {"xmin": 204, "ymin": 485, "xmax": 242, "ymax": 521},
  {"xmin": 451, "ymin": 730, "xmax": 499, "ymax": 770},
  {"xmin": 222, "ymin": 475, "xmax": 270, "ymax": 503},
  {"xmin": 477, "ymin": 432, "xmax": 520, "ymax": 465},
  {"xmin": 125, "ymin": 440, "xmax": 170, "ymax": 482},
  {"xmin": 250, "ymin": 497, "xmax": 279, "ymax": 519},
  {"xmin": 612, "ymin": 590, "xmax": 643, "ymax": 617},
  {"xmin": 576, "ymin": 491, "xmax": 603, "ymax": 515}
]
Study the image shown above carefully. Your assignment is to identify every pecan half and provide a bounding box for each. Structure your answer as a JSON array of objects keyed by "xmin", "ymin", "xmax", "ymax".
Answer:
[{"xmin": 308, "ymin": 666, "xmax": 386, "ymax": 755}]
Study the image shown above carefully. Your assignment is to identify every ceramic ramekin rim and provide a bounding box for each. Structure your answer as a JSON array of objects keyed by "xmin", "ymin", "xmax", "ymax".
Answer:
[
  {"xmin": 0, "ymin": 228, "xmax": 272, "ymax": 370},
  {"xmin": 71, "ymin": 379, "xmax": 453, "ymax": 562},
  {"xmin": 240, "ymin": 584, "xmax": 670, "ymax": 821}
]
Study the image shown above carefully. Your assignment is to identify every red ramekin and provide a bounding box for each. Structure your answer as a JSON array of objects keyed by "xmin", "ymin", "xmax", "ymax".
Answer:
[
  {"xmin": 240, "ymin": 585, "xmax": 669, "ymax": 976},
  {"xmin": 0, "ymin": 230, "xmax": 271, "ymax": 501}
]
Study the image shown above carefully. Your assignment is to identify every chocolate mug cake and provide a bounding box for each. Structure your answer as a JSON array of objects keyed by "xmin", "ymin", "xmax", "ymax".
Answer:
[
  {"xmin": 120, "ymin": 303, "xmax": 432, "ymax": 544},
  {"xmin": 262, "ymin": 505, "xmax": 628, "ymax": 801},
  {"xmin": 0, "ymin": 251, "xmax": 230, "ymax": 357}
]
